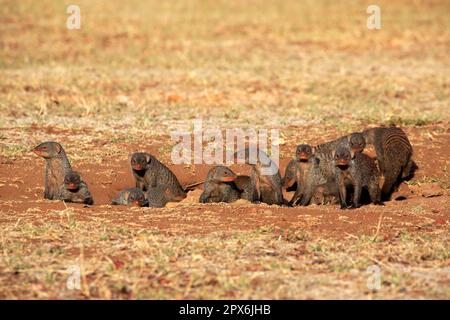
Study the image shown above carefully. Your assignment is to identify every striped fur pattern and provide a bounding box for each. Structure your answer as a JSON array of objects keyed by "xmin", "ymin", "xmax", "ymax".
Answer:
[
  {"xmin": 144, "ymin": 154, "xmax": 187, "ymax": 202},
  {"xmin": 363, "ymin": 127, "xmax": 413, "ymax": 199},
  {"xmin": 313, "ymin": 132, "xmax": 366, "ymax": 182}
]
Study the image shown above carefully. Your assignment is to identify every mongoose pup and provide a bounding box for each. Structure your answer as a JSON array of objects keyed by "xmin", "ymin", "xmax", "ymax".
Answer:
[
  {"xmin": 112, "ymin": 188, "xmax": 148, "ymax": 207},
  {"xmin": 311, "ymin": 181, "xmax": 339, "ymax": 205},
  {"xmin": 58, "ymin": 171, "xmax": 94, "ymax": 205},
  {"xmin": 362, "ymin": 126, "xmax": 414, "ymax": 200},
  {"xmin": 199, "ymin": 166, "xmax": 241, "ymax": 203},
  {"xmin": 235, "ymin": 148, "xmax": 285, "ymax": 205},
  {"xmin": 130, "ymin": 152, "xmax": 186, "ymax": 202},
  {"xmin": 32, "ymin": 141, "xmax": 72, "ymax": 200},
  {"xmin": 333, "ymin": 146, "xmax": 382, "ymax": 209},
  {"xmin": 289, "ymin": 144, "xmax": 327, "ymax": 206}
]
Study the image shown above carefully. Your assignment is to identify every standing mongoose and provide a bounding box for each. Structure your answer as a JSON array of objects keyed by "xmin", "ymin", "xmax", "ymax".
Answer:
[
  {"xmin": 313, "ymin": 132, "xmax": 367, "ymax": 182},
  {"xmin": 112, "ymin": 188, "xmax": 148, "ymax": 207},
  {"xmin": 333, "ymin": 146, "xmax": 383, "ymax": 209},
  {"xmin": 311, "ymin": 181, "xmax": 340, "ymax": 205},
  {"xmin": 57, "ymin": 171, "xmax": 94, "ymax": 205},
  {"xmin": 315, "ymin": 132, "xmax": 366, "ymax": 155},
  {"xmin": 32, "ymin": 141, "xmax": 72, "ymax": 200},
  {"xmin": 130, "ymin": 152, "xmax": 186, "ymax": 202},
  {"xmin": 199, "ymin": 166, "xmax": 241, "ymax": 203},
  {"xmin": 289, "ymin": 144, "xmax": 327, "ymax": 206},
  {"xmin": 362, "ymin": 126, "xmax": 414, "ymax": 200},
  {"xmin": 235, "ymin": 148, "xmax": 285, "ymax": 205}
]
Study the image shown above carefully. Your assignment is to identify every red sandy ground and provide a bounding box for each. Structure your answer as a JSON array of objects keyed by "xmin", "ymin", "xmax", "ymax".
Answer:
[{"xmin": 0, "ymin": 125, "xmax": 449, "ymax": 240}]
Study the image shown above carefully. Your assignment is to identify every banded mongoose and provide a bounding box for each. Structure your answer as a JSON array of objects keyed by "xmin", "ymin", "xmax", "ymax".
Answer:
[
  {"xmin": 362, "ymin": 126, "xmax": 414, "ymax": 200},
  {"xmin": 146, "ymin": 185, "xmax": 175, "ymax": 208},
  {"xmin": 313, "ymin": 132, "xmax": 366, "ymax": 182},
  {"xmin": 58, "ymin": 171, "xmax": 94, "ymax": 205},
  {"xmin": 289, "ymin": 144, "xmax": 327, "ymax": 206},
  {"xmin": 333, "ymin": 146, "xmax": 383, "ymax": 209},
  {"xmin": 234, "ymin": 148, "xmax": 285, "ymax": 205},
  {"xmin": 311, "ymin": 181, "xmax": 339, "ymax": 205},
  {"xmin": 32, "ymin": 141, "xmax": 72, "ymax": 200},
  {"xmin": 130, "ymin": 152, "xmax": 186, "ymax": 202},
  {"xmin": 112, "ymin": 188, "xmax": 148, "ymax": 207},
  {"xmin": 199, "ymin": 166, "xmax": 241, "ymax": 203}
]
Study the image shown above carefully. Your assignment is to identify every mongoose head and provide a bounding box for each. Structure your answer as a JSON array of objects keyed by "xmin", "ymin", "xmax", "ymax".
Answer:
[
  {"xmin": 131, "ymin": 152, "xmax": 151, "ymax": 171},
  {"xmin": 312, "ymin": 188, "xmax": 325, "ymax": 205},
  {"xmin": 64, "ymin": 171, "xmax": 82, "ymax": 191},
  {"xmin": 209, "ymin": 166, "xmax": 237, "ymax": 182},
  {"xmin": 32, "ymin": 141, "xmax": 63, "ymax": 159},
  {"xmin": 333, "ymin": 146, "xmax": 353, "ymax": 168},
  {"xmin": 127, "ymin": 189, "xmax": 147, "ymax": 207},
  {"xmin": 295, "ymin": 144, "xmax": 314, "ymax": 162},
  {"xmin": 349, "ymin": 133, "xmax": 366, "ymax": 154}
]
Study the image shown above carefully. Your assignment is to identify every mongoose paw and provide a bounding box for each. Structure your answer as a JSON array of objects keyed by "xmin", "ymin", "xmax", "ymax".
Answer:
[
  {"xmin": 349, "ymin": 203, "xmax": 360, "ymax": 209},
  {"xmin": 374, "ymin": 201, "xmax": 385, "ymax": 206}
]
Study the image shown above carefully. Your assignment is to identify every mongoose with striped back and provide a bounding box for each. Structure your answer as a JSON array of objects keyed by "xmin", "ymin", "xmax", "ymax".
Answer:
[
  {"xmin": 362, "ymin": 126, "xmax": 414, "ymax": 200},
  {"xmin": 199, "ymin": 166, "xmax": 241, "ymax": 203},
  {"xmin": 333, "ymin": 145, "xmax": 383, "ymax": 209},
  {"xmin": 311, "ymin": 181, "xmax": 340, "ymax": 205},
  {"xmin": 130, "ymin": 152, "xmax": 186, "ymax": 202}
]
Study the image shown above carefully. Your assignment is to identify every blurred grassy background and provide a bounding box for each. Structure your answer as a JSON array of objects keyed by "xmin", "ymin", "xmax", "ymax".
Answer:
[{"xmin": 0, "ymin": 0, "xmax": 449, "ymax": 130}]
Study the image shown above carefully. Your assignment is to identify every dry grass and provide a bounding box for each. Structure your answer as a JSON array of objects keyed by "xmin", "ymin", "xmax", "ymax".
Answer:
[
  {"xmin": 0, "ymin": 207, "xmax": 448, "ymax": 299},
  {"xmin": 0, "ymin": 0, "xmax": 449, "ymax": 131}
]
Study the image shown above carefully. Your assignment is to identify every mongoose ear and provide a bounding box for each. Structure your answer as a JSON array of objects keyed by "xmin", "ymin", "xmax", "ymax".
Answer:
[
  {"xmin": 55, "ymin": 143, "xmax": 62, "ymax": 154},
  {"xmin": 145, "ymin": 154, "xmax": 151, "ymax": 164}
]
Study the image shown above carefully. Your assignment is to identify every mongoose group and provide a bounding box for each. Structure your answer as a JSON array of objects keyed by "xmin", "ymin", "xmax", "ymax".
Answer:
[{"xmin": 32, "ymin": 126, "xmax": 414, "ymax": 210}]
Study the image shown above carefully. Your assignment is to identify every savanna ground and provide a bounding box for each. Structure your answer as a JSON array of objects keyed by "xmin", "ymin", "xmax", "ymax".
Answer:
[{"xmin": 0, "ymin": 0, "xmax": 449, "ymax": 299}]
